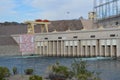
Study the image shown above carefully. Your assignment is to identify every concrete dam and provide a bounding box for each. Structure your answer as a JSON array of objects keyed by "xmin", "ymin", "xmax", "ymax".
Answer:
[{"xmin": 12, "ymin": 20, "xmax": 120, "ymax": 58}]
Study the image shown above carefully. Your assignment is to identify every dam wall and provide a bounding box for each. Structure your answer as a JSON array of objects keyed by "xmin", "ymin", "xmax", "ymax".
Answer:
[
  {"xmin": 0, "ymin": 45, "xmax": 21, "ymax": 56},
  {"xmin": 0, "ymin": 20, "xmax": 83, "ymax": 56},
  {"xmin": 33, "ymin": 27, "xmax": 120, "ymax": 57}
]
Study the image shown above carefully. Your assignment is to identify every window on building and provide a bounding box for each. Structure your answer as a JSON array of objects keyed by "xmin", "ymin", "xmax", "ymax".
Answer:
[
  {"xmin": 44, "ymin": 37, "xmax": 48, "ymax": 40},
  {"xmin": 90, "ymin": 35, "xmax": 95, "ymax": 38},
  {"xmin": 58, "ymin": 37, "xmax": 62, "ymax": 39},
  {"xmin": 73, "ymin": 36, "xmax": 78, "ymax": 38},
  {"xmin": 110, "ymin": 34, "xmax": 115, "ymax": 37}
]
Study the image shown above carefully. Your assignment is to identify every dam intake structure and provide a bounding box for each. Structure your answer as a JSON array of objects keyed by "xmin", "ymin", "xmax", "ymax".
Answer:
[{"xmin": 12, "ymin": 19, "xmax": 120, "ymax": 58}]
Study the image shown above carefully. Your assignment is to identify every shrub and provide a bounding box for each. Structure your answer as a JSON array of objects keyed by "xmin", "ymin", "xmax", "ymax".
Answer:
[
  {"xmin": 0, "ymin": 66, "xmax": 10, "ymax": 80},
  {"xmin": 47, "ymin": 60, "xmax": 101, "ymax": 80},
  {"xmin": 71, "ymin": 59, "xmax": 101, "ymax": 80},
  {"xmin": 47, "ymin": 62, "xmax": 71, "ymax": 80},
  {"xmin": 12, "ymin": 67, "xmax": 18, "ymax": 75},
  {"xmin": 24, "ymin": 68, "xmax": 34, "ymax": 75},
  {"xmin": 29, "ymin": 75, "xmax": 42, "ymax": 80}
]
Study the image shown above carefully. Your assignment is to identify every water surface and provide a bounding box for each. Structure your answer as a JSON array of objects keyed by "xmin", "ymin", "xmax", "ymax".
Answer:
[{"xmin": 0, "ymin": 56, "xmax": 120, "ymax": 80}]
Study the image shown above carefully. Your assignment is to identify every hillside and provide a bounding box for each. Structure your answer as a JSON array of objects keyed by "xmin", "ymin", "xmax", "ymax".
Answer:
[{"xmin": 0, "ymin": 19, "xmax": 93, "ymax": 45}]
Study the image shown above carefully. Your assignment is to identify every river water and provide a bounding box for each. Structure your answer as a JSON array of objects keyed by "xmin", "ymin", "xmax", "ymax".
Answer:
[{"xmin": 0, "ymin": 56, "xmax": 120, "ymax": 80}]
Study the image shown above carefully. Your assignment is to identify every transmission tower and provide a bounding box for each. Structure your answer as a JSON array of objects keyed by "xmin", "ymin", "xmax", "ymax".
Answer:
[{"xmin": 94, "ymin": 0, "xmax": 120, "ymax": 20}]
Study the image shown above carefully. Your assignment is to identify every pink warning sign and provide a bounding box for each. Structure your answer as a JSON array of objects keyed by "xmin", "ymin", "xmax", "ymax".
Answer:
[
  {"xmin": 19, "ymin": 34, "xmax": 34, "ymax": 52},
  {"xmin": 20, "ymin": 43, "xmax": 34, "ymax": 52},
  {"xmin": 20, "ymin": 34, "xmax": 34, "ymax": 43}
]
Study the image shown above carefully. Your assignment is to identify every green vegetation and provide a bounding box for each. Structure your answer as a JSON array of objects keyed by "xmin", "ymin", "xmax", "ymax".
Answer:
[
  {"xmin": 47, "ymin": 59, "xmax": 101, "ymax": 80},
  {"xmin": 0, "ymin": 59, "xmax": 101, "ymax": 80},
  {"xmin": 0, "ymin": 66, "xmax": 10, "ymax": 80},
  {"xmin": 12, "ymin": 67, "xmax": 18, "ymax": 75},
  {"xmin": 71, "ymin": 59, "xmax": 101, "ymax": 80},
  {"xmin": 47, "ymin": 61, "xmax": 72, "ymax": 80},
  {"xmin": 29, "ymin": 75, "xmax": 42, "ymax": 80},
  {"xmin": 24, "ymin": 68, "xmax": 34, "ymax": 75}
]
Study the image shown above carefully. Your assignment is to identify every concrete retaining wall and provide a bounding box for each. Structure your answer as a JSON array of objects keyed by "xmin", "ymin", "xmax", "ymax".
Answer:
[{"xmin": 0, "ymin": 45, "xmax": 21, "ymax": 56}]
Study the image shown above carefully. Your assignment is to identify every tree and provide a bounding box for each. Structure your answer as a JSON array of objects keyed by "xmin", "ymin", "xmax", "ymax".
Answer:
[
  {"xmin": 47, "ymin": 62, "xmax": 71, "ymax": 80},
  {"xmin": 12, "ymin": 67, "xmax": 18, "ymax": 75},
  {"xmin": 24, "ymin": 68, "xmax": 34, "ymax": 75},
  {"xmin": 47, "ymin": 60, "xmax": 101, "ymax": 80},
  {"xmin": 71, "ymin": 59, "xmax": 101, "ymax": 80},
  {"xmin": 0, "ymin": 66, "xmax": 10, "ymax": 80}
]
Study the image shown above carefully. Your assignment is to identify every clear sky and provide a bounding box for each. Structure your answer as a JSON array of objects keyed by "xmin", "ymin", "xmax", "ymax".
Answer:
[{"xmin": 0, "ymin": 0, "xmax": 93, "ymax": 23}]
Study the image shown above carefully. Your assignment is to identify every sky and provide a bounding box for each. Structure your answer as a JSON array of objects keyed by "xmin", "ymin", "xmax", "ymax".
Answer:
[{"xmin": 0, "ymin": 0, "xmax": 93, "ymax": 23}]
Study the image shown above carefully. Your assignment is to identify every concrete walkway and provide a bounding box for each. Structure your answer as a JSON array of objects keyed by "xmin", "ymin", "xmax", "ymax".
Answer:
[{"xmin": 7, "ymin": 75, "xmax": 30, "ymax": 80}]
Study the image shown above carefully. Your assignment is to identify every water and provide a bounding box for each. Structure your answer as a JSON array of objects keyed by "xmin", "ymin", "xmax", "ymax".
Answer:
[{"xmin": 0, "ymin": 56, "xmax": 120, "ymax": 80}]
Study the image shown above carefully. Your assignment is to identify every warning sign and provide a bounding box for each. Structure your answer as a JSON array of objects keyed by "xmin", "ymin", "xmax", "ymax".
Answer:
[{"xmin": 19, "ymin": 34, "xmax": 34, "ymax": 52}]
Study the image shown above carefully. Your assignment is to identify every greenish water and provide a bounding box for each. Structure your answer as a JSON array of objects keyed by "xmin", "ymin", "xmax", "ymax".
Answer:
[{"xmin": 0, "ymin": 56, "xmax": 119, "ymax": 80}]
